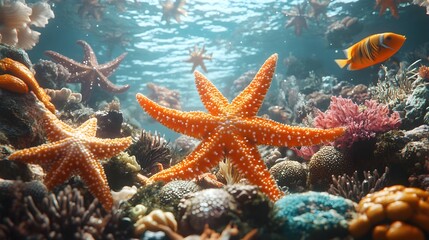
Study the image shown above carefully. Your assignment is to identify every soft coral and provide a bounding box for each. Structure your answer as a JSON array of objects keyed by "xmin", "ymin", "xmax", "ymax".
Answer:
[{"xmin": 314, "ymin": 96, "xmax": 401, "ymax": 148}]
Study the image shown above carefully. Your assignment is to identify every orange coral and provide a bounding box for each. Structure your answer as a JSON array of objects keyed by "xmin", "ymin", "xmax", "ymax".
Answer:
[
  {"xmin": 349, "ymin": 185, "xmax": 429, "ymax": 240},
  {"xmin": 418, "ymin": 65, "xmax": 429, "ymax": 79}
]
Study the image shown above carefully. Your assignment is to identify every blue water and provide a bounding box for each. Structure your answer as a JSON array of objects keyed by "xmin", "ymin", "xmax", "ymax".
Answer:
[{"xmin": 26, "ymin": 0, "xmax": 429, "ymax": 139}]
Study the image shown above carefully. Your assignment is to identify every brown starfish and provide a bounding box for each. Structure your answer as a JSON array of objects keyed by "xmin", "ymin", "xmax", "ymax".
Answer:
[
  {"xmin": 45, "ymin": 40, "xmax": 129, "ymax": 102},
  {"xmin": 185, "ymin": 44, "xmax": 213, "ymax": 73},
  {"xmin": 78, "ymin": 0, "xmax": 104, "ymax": 21},
  {"xmin": 308, "ymin": 0, "xmax": 330, "ymax": 19},
  {"xmin": 283, "ymin": 4, "xmax": 308, "ymax": 36},
  {"xmin": 160, "ymin": 0, "xmax": 187, "ymax": 24}
]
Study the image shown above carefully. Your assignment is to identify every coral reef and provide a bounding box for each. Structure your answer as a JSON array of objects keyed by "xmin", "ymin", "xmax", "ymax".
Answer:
[
  {"xmin": 0, "ymin": 1, "xmax": 54, "ymax": 50},
  {"xmin": 349, "ymin": 185, "xmax": 429, "ymax": 240},
  {"xmin": 274, "ymin": 191, "xmax": 356, "ymax": 240}
]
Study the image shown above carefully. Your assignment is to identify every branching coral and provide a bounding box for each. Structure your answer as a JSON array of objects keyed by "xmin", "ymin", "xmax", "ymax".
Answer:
[
  {"xmin": 314, "ymin": 96, "xmax": 401, "ymax": 148},
  {"xmin": 0, "ymin": 1, "xmax": 54, "ymax": 50}
]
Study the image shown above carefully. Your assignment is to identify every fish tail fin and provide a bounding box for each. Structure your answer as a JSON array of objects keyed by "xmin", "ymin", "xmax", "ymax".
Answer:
[{"xmin": 335, "ymin": 59, "xmax": 348, "ymax": 68}]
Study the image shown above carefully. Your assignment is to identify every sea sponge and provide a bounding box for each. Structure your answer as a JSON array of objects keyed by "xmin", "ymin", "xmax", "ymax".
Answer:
[
  {"xmin": 0, "ymin": 1, "xmax": 54, "ymax": 50},
  {"xmin": 274, "ymin": 191, "xmax": 357, "ymax": 240},
  {"xmin": 349, "ymin": 185, "xmax": 429, "ymax": 239}
]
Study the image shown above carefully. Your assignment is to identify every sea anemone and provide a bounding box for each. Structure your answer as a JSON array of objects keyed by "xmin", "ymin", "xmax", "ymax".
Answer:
[
  {"xmin": 328, "ymin": 167, "xmax": 389, "ymax": 202},
  {"xmin": 127, "ymin": 130, "xmax": 172, "ymax": 176}
]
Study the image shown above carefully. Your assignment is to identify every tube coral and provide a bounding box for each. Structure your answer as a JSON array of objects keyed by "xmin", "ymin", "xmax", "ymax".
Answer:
[
  {"xmin": 0, "ymin": 1, "xmax": 54, "ymax": 50},
  {"xmin": 314, "ymin": 96, "xmax": 401, "ymax": 148}
]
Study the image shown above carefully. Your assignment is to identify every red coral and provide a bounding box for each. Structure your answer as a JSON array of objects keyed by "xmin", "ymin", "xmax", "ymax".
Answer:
[{"xmin": 314, "ymin": 96, "xmax": 401, "ymax": 148}]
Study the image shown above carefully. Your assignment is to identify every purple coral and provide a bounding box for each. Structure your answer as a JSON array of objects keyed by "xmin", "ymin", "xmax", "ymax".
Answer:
[{"xmin": 314, "ymin": 96, "xmax": 401, "ymax": 148}]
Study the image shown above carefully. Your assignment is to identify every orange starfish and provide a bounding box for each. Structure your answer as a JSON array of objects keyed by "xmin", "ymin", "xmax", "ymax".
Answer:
[
  {"xmin": 375, "ymin": 0, "xmax": 405, "ymax": 18},
  {"xmin": 8, "ymin": 104, "xmax": 132, "ymax": 210},
  {"xmin": 136, "ymin": 54, "xmax": 345, "ymax": 201},
  {"xmin": 0, "ymin": 58, "xmax": 55, "ymax": 113},
  {"xmin": 185, "ymin": 44, "xmax": 213, "ymax": 73}
]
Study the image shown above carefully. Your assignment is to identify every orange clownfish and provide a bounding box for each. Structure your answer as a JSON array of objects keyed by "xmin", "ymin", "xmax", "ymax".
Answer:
[{"xmin": 335, "ymin": 32, "xmax": 406, "ymax": 70}]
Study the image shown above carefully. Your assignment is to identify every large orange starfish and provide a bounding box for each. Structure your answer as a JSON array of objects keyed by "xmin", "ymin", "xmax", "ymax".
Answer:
[
  {"xmin": 8, "ymin": 104, "xmax": 132, "ymax": 210},
  {"xmin": 136, "ymin": 54, "xmax": 345, "ymax": 201},
  {"xmin": 45, "ymin": 40, "xmax": 129, "ymax": 102},
  {"xmin": 0, "ymin": 58, "xmax": 55, "ymax": 113}
]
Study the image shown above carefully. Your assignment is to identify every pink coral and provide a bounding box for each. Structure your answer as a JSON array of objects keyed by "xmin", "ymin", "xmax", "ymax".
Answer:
[{"xmin": 314, "ymin": 96, "xmax": 401, "ymax": 148}]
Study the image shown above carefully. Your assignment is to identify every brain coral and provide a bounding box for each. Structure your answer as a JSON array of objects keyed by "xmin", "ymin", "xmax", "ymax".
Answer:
[{"xmin": 274, "ymin": 191, "xmax": 356, "ymax": 240}]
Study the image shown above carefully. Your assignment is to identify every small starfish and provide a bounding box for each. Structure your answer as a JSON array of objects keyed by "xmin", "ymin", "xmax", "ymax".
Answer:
[
  {"xmin": 78, "ymin": 0, "xmax": 105, "ymax": 21},
  {"xmin": 283, "ymin": 4, "xmax": 308, "ymax": 36},
  {"xmin": 375, "ymin": 0, "xmax": 405, "ymax": 18},
  {"xmin": 160, "ymin": 0, "xmax": 187, "ymax": 24},
  {"xmin": 308, "ymin": 0, "xmax": 330, "ymax": 19},
  {"xmin": 136, "ymin": 54, "xmax": 345, "ymax": 201},
  {"xmin": 45, "ymin": 40, "xmax": 129, "ymax": 102},
  {"xmin": 185, "ymin": 44, "xmax": 213, "ymax": 73},
  {"xmin": 0, "ymin": 58, "xmax": 55, "ymax": 113},
  {"xmin": 8, "ymin": 103, "xmax": 132, "ymax": 210}
]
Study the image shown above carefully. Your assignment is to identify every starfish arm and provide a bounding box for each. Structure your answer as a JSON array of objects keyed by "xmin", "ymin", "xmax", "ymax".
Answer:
[
  {"xmin": 45, "ymin": 50, "xmax": 90, "ymax": 74},
  {"xmin": 75, "ymin": 118, "xmax": 98, "ymax": 137},
  {"xmin": 43, "ymin": 152, "xmax": 74, "ymax": 190},
  {"xmin": 149, "ymin": 130, "xmax": 223, "ymax": 182},
  {"xmin": 200, "ymin": 61, "xmax": 208, "ymax": 73},
  {"xmin": 96, "ymin": 70, "xmax": 130, "ymax": 93},
  {"xmin": 194, "ymin": 71, "xmax": 228, "ymax": 116},
  {"xmin": 136, "ymin": 93, "xmax": 219, "ymax": 138},
  {"xmin": 78, "ymin": 159, "xmax": 113, "ymax": 210},
  {"xmin": 236, "ymin": 117, "xmax": 346, "ymax": 147},
  {"xmin": 86, "ymin": 136, "xmax": 133, "ymax": 160},
  {"xmin": 97, "ymin": 52, "xmax": 127, "ymax": 77},
  {"xmin": 191, "ymin": 63, "xmax": 198, "ymax": 73},
  {"xmin": 8, "ymin": 140, "xmax": 69, "ymax": 164},
  {"xmin": 42, "ymin": 108, "xmax": 75, "ymax": 142},
  {"xmin": 77, "ymin": 40, "xmax": 99, "ymax": 66},
  {"xmin": 229, "ymin": 54, "xmax": 277, "ymax": 117},
  {"xmin": 227, "ymin": 131, "xmax": 284, "ymax": 201},
  {"xmin": 0, "ymin": 58, "xmax": 55, "ymax": 113}
]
